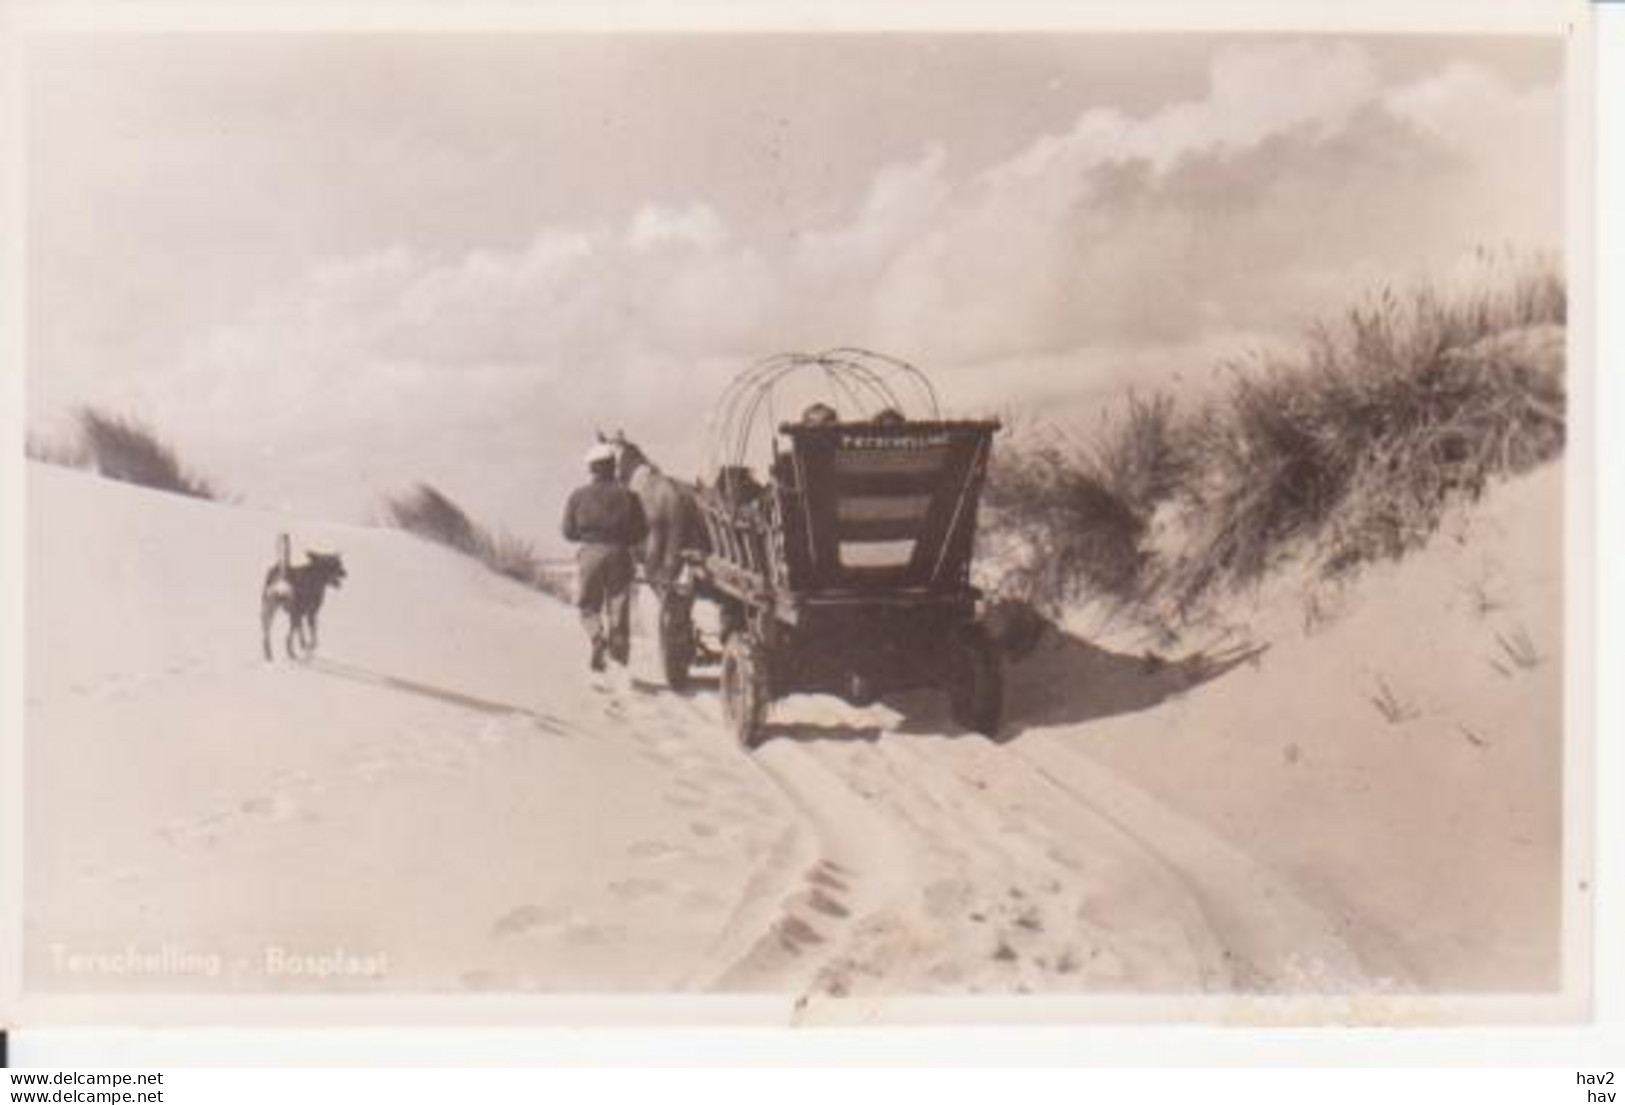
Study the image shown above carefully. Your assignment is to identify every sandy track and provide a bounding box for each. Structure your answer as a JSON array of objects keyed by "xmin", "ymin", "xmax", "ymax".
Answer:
[
  {"xmin": 24, "ymin": 461, "xmax": 1561, "ymax": 999},
  {"xmin": 549, "ymin": 649, "xmax": 1380, "ymax": 1000},
  {"xmin": 703, "ymin": 717, "xmax": 1384, "ymax": 1000}
]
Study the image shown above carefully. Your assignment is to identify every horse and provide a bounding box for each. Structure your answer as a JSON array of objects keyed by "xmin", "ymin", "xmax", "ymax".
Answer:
[
  {"xmin": 601, "ymin": 430, "xmax": 709, "ymax": 590},
  {"xmin": 261, "ymin": 534, "xmax": 348, "ymax": 661},
  {"xmin": 602, "ymin": 431, "xmax": 711, "ymax": 687}
]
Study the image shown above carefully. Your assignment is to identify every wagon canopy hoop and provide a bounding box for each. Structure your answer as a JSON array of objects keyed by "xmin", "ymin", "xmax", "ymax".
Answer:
[{"xmin": 707, "ymin": 348, "xmax": 943, "ymax": 473}]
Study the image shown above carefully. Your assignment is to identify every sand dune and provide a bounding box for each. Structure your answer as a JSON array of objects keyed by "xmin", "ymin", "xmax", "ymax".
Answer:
[{"xmin": 22, "ymin": 459, "xmax": 1563, "ymax": 1006}]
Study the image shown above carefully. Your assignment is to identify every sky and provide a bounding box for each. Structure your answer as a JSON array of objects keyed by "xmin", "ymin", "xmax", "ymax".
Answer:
[{"xmin": 25, "ymin": 33, "xmax": 1565, "ymax": 551}]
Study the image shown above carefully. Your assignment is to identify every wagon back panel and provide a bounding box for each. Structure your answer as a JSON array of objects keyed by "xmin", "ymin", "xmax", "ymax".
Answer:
[{"xmin": 777, "ymin": 421, "xmax": 997, "ymax": 597}]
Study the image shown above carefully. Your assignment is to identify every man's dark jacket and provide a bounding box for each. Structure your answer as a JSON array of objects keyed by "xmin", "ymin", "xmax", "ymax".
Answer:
[{"xmin": 563, "ymin": 477, "xmax": 649, "ymax": 547}]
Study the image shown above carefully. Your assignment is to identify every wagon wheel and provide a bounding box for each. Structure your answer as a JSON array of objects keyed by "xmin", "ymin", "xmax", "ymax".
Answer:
[
  {"xmin": 657, "ymin": 587, "xmax": 697, "ymax": 691},
  {"xmin": 947, "ymin": 622, "xmax": 1003, "ymax": 737},
  {"xmin": 721, "ymin": 632, "xmax": 768, "ymax": 749}
]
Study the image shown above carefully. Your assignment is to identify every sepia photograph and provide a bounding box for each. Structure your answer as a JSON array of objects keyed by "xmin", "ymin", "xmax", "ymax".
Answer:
[{"xmin": 5, "ymin": 7, "xmax": 1588, "ymax": 1028}]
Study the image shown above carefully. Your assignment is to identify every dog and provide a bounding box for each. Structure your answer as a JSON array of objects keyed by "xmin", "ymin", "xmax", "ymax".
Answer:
[{"xmin": 261, "ymin": 534, "xmax": 347, "ymax": 661}]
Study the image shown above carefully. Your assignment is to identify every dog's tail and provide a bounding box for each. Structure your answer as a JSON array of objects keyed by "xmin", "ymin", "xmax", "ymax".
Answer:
[{"xmin": 265, "ymin": 532, "xmax": 295, "ymax": 599}]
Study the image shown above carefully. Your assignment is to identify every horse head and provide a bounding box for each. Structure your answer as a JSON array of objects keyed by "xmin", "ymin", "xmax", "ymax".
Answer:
[{"xmin": 608, "ymin": 430, "xmax": 651, "ymax": 487}]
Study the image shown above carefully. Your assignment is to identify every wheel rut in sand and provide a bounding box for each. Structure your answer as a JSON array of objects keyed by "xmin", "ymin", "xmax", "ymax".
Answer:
[
  {"xmin": 592, "ymin": 637, "xmax": 1396, "ymax": 999},
  {"xmin": 700, "ymin": 720, "xmax": 1396, "ymax": 1000},
  {"xmin": 699, "ymin": 729, "xmax": 1224, "ymax": 1001},
  {"xmin": 593, "ymin": 673, "xmax": 836, "ymax": 993},
  {"xmin": 701, "ymin": 739, "xmax": 911, "ymax": 996},
  {"xmin": 1004, "ymin": 738, "xmax": 1411, "ymax": 992},
  {"xmin": 807, "ymin": 734, "xmax": 1236, "ymax": 997}
]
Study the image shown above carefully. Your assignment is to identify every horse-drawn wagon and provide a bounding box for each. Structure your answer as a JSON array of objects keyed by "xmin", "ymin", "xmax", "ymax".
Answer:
[{"xmin": 649, "ymin": 350, "xmax": 1003, "ymax": 749}]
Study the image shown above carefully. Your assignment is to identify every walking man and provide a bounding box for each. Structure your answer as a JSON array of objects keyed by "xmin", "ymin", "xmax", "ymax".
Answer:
[{"xmin": 562, "ymin": 441, "xmax": 649, "ymax": 672}]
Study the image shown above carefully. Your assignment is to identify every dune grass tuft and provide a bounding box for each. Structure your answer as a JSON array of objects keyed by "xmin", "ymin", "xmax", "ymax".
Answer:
[
  {"xmin": 984, "ymin": 253, "xmax": 1565, "ymax": 629},
  {"xmin": 383, "ymin": 482, "xmax": 570, "ymax": 602},
  {"xmin": 25, "ymin": 429, "xmax": 90, "ymax": 470},
  {"xmin": 46, "ymin": 407, "xmax": 224, "ymax": 500}
]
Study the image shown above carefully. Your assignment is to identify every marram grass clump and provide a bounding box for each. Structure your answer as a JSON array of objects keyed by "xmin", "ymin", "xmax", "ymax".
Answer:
[{"xmin": 984, "ymin": 254, "xmax": 1565, "ymax": 629}]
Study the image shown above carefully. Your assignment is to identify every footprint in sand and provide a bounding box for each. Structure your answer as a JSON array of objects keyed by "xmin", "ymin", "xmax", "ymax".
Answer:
[
  {"xmin": 776, "ymin": 916, "xmax": 825, "ymax": 952},
  {"xmin": 631, "ymin": 747, "xmax": 677, "ymax": 771},
  {"xmin": 608, "ymin": 876, "xmax": 670, "ymax": 901},
  {"xmin": 1017, "ymin": 910, "xmax": 1047, "ymax": 935},
  {"xmin": 694, "ymin": 762, "xmax": 749, "ymax": 789},
  {"xmin": 490, "ymin": 903, "xmax": 569, "ymax": 939},
  {"xmin": 648, "ymin": 736, "xmax": 699, "ymax": 759},
  {"xmin": 350, "ymin": 756, "xmax": 396, "ymax": 784},
  {"xmin": 240, "ymin": 794, "xmax": 300, "ymax": 821},
  {"xmin": 715, "ymin": 794, "xmax": 774, "ymax": 820},
  {"xmin": 770, "ymin": 865, "xmax": 857, "ymax": 957},
  {"xmin": 809, "ymin": 865, "xmax": 849, "ymax": 893},
  {"xmin": 627, "ymin": 839, "xmax": 689, "ymax": 862},
  {"xmin": 681, "ymin": 887, "xmax": 726, "ymax": 910},
  {"xmin": 562, "ymin": 919, "xmax": 626, "ymax": 947},
  {"xmin": 803, "ymin": 887, "xmax": 850, "ymax": 919},
  {"xmin": 459, "ymin": 969, "xmax": 511, "ymax": 991},
  {"xmin": 684, "ymin": 821, "xmax": 759, "ymax": 862},
  {"xmin": 158, "ymin": 809, "xmax": 234, "ymax": 847}
]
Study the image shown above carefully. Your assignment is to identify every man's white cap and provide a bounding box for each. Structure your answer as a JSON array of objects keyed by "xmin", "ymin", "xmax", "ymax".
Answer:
[{"xmin": 585, "ymin": 442, "xmax": 618, "ymax": 467}]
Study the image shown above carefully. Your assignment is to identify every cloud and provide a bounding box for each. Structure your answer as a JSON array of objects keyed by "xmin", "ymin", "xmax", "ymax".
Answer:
[
  {"xmin": 113, "ymin": 40, "xmax": 1560, "ymax": 542},
  {"xmin": 626, "ymin": 202, "xmax": 729, "ymax": 252},
  {"xmin": 857, "ymin": 43, "xmax": 1555, "ymax": 361}
]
